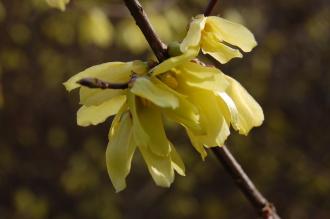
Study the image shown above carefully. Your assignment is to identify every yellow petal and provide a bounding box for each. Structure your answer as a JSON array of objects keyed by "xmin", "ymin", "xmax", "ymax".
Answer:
[
  {"xmin": 109, "ymin": 101, "xmax": 129, "ymax": 138},
  {"xmin": 178, "ymin": 62, "xmax": 229, "ymax": 92},
  {"xmin": 139, "ymin": 146, "xmax": 174, "ymax": 187},
  {"xmin": 79, "ymin": 87, "xmax": 124, "ymax": 106},
  {"xmin": 217, "ymin": 91, "xmax": 239, "ymax": 130},
  {"xmin": 77, "ymin": 95, "xmax": 126, "ymax": 126},
  {"xmin": 186, "ymin": 130, "xmax": 207, "ymax": 160},
  {"xmin": 180, "ymin": 61, "xmax": 220, "ymax": 79},
  {"xmin": 149, "ymin": 48, "xmax": 199, "ymax": 76},
  {"xmin": 187, "ymin": 89, "xmax": 230, "ymax": 147},
  {"xmin": 137, "ymin": 104, "xmax": 171, "ymax": 156},
  {"xmin": 206, "ymin": 16, "xmax": 257, "ymax": 52},
  {"xmin": 131, "ymin": 77, "xmax": 179, "ymax": 109},
  {"xmin": 201, "ymin": 32, "xmax": 242, "ymax": 64},
  {"xmin": 127, "ymin": 92, "xmax": 149, "ymax": 147},
  {"xmin": 225, "ymin": 75, "xmax": 264, "ymax": 135},
  {"xmin": 170, "ymin": 143, "xmax": 185, "ymax": 176},
  {"xmin": 63, "ymin": 61, "xmax": 147, "ymax": 92},
  {"xmin": 180, "ymin": 15, "xmax": 206, "ymax": 52},
  {"xmin": 161, "ymin": 95, "xmax": 201, "ymax": 134},
  {"xmin": 106, "ymin": 112, "xmax": 136, "ymax": 192},
  {"xmin": 46, "ymin": 0, "xmax": 70, "ymax": 11}
]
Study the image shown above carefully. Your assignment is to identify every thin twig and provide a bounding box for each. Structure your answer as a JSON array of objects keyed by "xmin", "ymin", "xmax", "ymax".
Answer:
[
  {"xmin": 204, "ymin": 0, "xmax": 218, "ymax": 16},
  {"xmin": 123, "ymin": 0, "xmax": 168, "ymax": 62},
  {"xmin": 77, "ymin": 78, "xmax": 129, "ymax": 89},
  {"xmin": 211, "ymin": 147, "xmax": 281, "ymax": 219},
  {"xmin": 122, "ymin": 0, "xmax": 281, "ymax": 218}
]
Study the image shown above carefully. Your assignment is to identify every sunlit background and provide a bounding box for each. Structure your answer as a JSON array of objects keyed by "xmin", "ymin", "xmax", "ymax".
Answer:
[{"xmin": 0, "ymin": 0, "xmax": 329, "ymax": 218}]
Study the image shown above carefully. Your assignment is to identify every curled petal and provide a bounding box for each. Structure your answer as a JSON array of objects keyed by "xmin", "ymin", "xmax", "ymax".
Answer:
[
  {"xmin": 77, "ymin": 95, "xmax": 126, "ymax": 126},
  {"xmin": 206, "ymin": 16, "xmax": 257, "ymax": 53},
  {"xmin": 187, "ymin": 89, "xmax": 230, "ymax": 147},
  {"xmin": 106, "ymin": 111, "xmax": 136, "ymax": 192},
  {"xmin": 180, "ymin": 15, "xmax": 206, "ymax": 52},
  {"xmin": 201, "ymin": 32, "xmax": 242, "ymax": 64},
  {"xmin": 217, "ymin": 92, "xmax": 239, "ymax": 130},
  {"xmin": 139, "ymin": 146, "xmax": 174, "ymax": 188},
  {"xmin": 225, "ymin": 75, "xmax": 264, "ymax": 135}
]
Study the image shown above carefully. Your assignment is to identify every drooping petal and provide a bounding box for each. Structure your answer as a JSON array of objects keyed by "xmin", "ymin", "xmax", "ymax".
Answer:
[
  {"xmin": 186, "ymin": 88, "xmax": 230, "ymax": 147},
  {"xmin": 63, "ymin": 61, "xmax": 147, "ymax": 92},
  {"xmin": 77, "ymin": 95, "xmax": 126, "ymax": 126},
  {"xmin": 186, "ymin": 130, "xmax": 207, "ymax": 160},
  {"xmin": 180, "ymin": 15, "xmax": 206, "ymax": 52},
  {"xmin": 139, "ymin": 146, "xmax": 174, "ymax": 187},
  {"xmin": 201, "ymin": 32, "xmax": 242, "ymax": 64},
  {"xmin": 225, "ymin": 75, "xmax": 264, "ymax": 135},
  {"xmin": 137, "ymin": 104, "xmax": 171, "ymax": 156},
  {"xmin": 130, "ymin": 77, "xmax": 179, "ymax": 109},
  {"xmin": 149, "ymin": 48, "xmax": 199, "ymax": 76},
  {"xmin": 217, "ymin": 91, "xmax": 239, "ymax": 130},
  {"xmin": 127, "ymin": 92, "xmax": 149, "ymax": 147},
  {"xmin": 106, "ymin": 111, "xmax": 136, "ymax": 192},
  {"xmin": 206, "ymin": 16, "xmax": 257, "ymax": 53},
  {"xmin": 169, "ymin": 143, "xmax": 185, "ymax": 176}
]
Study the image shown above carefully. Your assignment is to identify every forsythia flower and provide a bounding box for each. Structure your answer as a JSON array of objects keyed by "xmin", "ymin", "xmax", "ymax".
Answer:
[
  {"xmin": 180, "ymin": 14, "xmax": 257, "ymax": 64},
  {"xmin": 63, "ymin": 12, "xmax": 263, "ymax": 192},
  {"xmin": 46, "ymin": 0, "xmax": 70, "ymax": 11},
  {"xmin": 149, "ymin": 54, "xmax": 264, "ymax": 158},
  {"xmin": 64, "ymin": 60, "xmax": 191, "ymax": 192}
]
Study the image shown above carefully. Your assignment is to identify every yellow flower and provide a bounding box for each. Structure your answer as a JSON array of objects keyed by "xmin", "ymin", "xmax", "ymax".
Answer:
[
  {"xmin": 64, "ymin": 60, "xmax": 187, "ymax": 192},
  {"xmin": 180, "ymin": 14, "xmax": 257, "ymax": 64},
  {"xmin": 46, "ymin": 0, "xmax": 70, "ymax": 11},
  {"xmin": 150, "ymin": 55, "xmax": 264, "ymax": 159},
  {"xmin": 64, "ymin": 47, "xmax": 263, "ymax": 191}
]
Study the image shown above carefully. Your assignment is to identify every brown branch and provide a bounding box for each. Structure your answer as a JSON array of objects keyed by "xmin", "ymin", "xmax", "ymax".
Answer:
[
  {"xmin": 123, "ymin": 0, "xmax": 168, "ymax": 62},
  {"xmin": 122, "ymin": 0, "xmax": 281, "ymax": 218},
  {"xmin": 77, "ymin": 78, "xmax": 129, "ymax": 89},
  {"xmin": 204, "ymin": 0, "xmax": 219, "ymax": 16},
  {"xmin": 212, "ymin": 147, "xmax": 281, "ymax": 219}
]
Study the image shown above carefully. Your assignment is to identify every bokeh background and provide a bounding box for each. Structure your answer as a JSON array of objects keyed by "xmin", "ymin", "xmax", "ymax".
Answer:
[{"xmin": 0, "ymin": 0, "xmax": 329, "ymax": 218}]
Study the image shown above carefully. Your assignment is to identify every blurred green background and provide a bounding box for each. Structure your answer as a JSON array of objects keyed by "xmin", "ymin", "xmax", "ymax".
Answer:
[{"xmin": 0, "ymin": 0, "xmax": 329, "ymax": 218}]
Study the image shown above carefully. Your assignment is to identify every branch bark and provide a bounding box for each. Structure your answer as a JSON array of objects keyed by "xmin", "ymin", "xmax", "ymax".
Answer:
[
  {"xmin": 123, "ymin": 0, "xmax": 168, "ymax": 62},
  {"xmin": 211, "ymin": 147, "xmax": 281, "ymax": 219},
  {"xmin": 77, "ymin": 78, "xmax": 129, "ymax": 89},
  {"xmin": 204, "ymin": 0, "xmax": 219, "ymax": 16},
  {"xmin": 122, "ymin": 0, "xmax": 281, "ymax": 218}
]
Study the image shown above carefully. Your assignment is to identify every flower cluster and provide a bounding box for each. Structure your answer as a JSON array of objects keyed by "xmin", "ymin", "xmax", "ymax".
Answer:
[{"xmin": 64, "ymin": 14, "xmax": 264, "ymax": 192}]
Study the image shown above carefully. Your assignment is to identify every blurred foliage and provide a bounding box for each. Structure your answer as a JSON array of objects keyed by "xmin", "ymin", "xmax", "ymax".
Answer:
[{"xmin": 0, "ymin": 0, "xmax": 329, "ymax": 218}]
